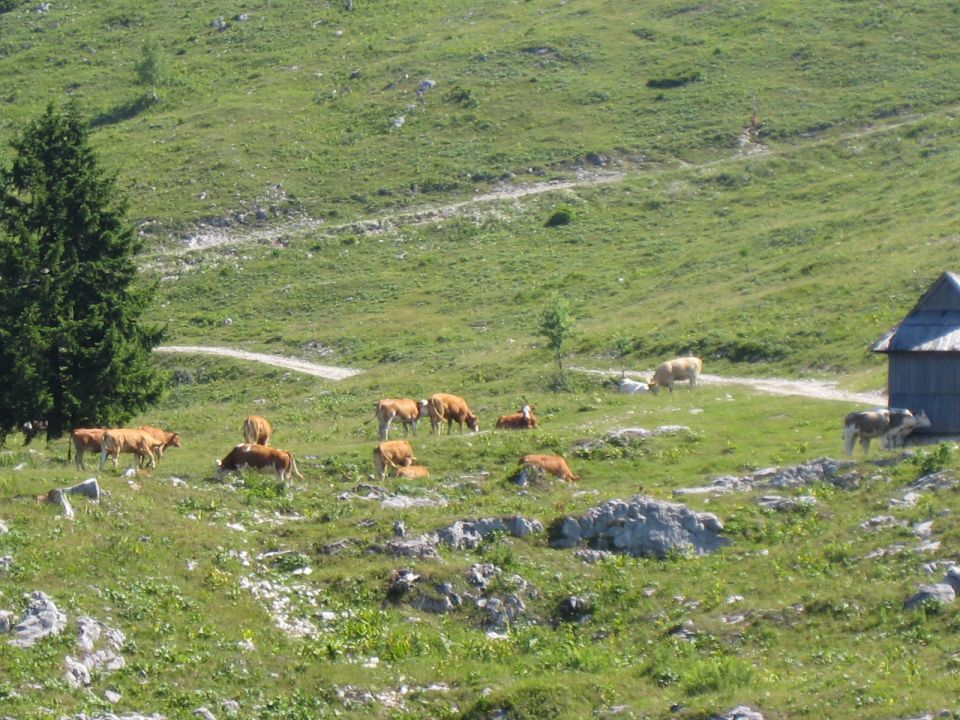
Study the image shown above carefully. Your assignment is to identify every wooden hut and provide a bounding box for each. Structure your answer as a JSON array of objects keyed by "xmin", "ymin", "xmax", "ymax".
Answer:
[{"xmin": 872, "ymin": 271, "xmax": 960, "ymax": 434}]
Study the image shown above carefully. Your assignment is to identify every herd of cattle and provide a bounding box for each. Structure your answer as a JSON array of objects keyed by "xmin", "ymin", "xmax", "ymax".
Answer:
[{"xmin": 53, "ymin": 355, "xmax": 932, "ymax": 484}]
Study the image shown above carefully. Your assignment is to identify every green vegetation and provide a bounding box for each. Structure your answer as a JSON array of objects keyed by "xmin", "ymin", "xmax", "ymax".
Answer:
[{"xmin": 1, "ymin": 1, "xmax": 960, "ymax": 719}]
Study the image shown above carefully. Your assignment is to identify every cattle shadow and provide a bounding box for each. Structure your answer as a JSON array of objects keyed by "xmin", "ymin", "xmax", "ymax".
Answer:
[{"xmin": 90, "ymin": 92, "xmax": 158, "ymax": 128}]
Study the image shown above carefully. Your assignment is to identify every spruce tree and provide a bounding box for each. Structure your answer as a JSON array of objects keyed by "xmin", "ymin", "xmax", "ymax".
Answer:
[{"xmin": 0, "ymin": 102, "xmax": 164, "ymax": 442}]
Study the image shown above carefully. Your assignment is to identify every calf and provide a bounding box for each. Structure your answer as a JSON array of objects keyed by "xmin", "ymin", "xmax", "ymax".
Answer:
[
  {"xmin": 617, "ymin": 377, "xmax": 648, "ymax": 394},
  {"xmin": 99, "ymin": 429, "xmax": 159, "ymax": 471},
  {"xmin": 373, "ymin": 440, "xmax": 416, "ymax": 481},
  {"xmin": 215, "ymin": 443, "xmax": 304, "ymax": 482},
  {"xmin": 520, "ymin": 454, "xmax": 580, "ymax": 482},
  {"xmin": 243, "ymin": 415, "xmax": 272, "ymax": 446},
  {"xmin": 375, "ymin": 398, "xmax": 428, "ymax": 441},
  {"xmin": 648, "ymin": 356, "xmax": 703, "ymax": 395},
  {"xmin": 393, "ymin": 464, "xmax": 430, "ymax": 479},
  {"xmin": 68, "ymin": 428, "xmax": 106, "ymax": 470},
  {"xmin": 428, "ymin": 393, "xmax": 479, "ymax": 435},
  {"xmin": 140, "ymin": 425, "xmax": 182, "ymax": 466},
  {"xmin": 495, "ymin": 405, "xmax": 538, "ymax": 430},
  {"xmin": 843, "ymin": 408, "xmax": 931, "ymax": 455}
]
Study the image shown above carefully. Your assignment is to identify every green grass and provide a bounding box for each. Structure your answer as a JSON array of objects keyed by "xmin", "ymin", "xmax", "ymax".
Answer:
[{"xmin": 3, "ymin": 0, "xmax": 960, "ymax": 718}]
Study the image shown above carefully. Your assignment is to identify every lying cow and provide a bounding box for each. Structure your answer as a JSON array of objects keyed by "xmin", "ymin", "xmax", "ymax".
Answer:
[
  {"xmin": 496, "ymin": 405, "xmax": 538, "ymax": 430},
  {"xmin": 243, "ymin": 415, "xmax": 272, "ymax": 446},
  {"xmin": 68, "ymin": 428, "xmax": 107, "ymax": 470},
  {"xmin": 428, "ymin": 393, "xmax": 479, "ymax": 435},
  {"xmin": 844, "ymin": 408, "xmax": 931, "ymax": 455},
  {"xmin": 617, "ymin": 377, "xmax": 649, "ymax": 394},
  {"xmin": 375, "ymin": 398, "xmax": 428, "ymax": 441},
  {"xmin": 519, "ymin": 454, "xmax": 580, "ymax": 482},
  {"xmin": 393, "ymin": 464, "xmax": 430, "ymax": 479},
  {"xmin": 215, "ymin": 443, "xmax": 304, "ymax": 482},
  {"xmin": 99, "ymin": 428, "xmax": 162, "ymax": 471},
  {"xmin": 648, "ymin": 356, "xmax": 703, "ymax": 395},
  {"xmin": 373, "ymin": 440, "xmax": 416, "ymax": 481}
]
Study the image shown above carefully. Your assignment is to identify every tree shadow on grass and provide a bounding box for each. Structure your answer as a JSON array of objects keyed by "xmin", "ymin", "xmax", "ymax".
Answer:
[{"xmin": 90, "ymin": 92, "xmax": 157, "ymax": 128}]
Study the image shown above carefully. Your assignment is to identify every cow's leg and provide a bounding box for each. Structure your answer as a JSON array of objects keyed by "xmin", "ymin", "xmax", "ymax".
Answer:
[
  {"xmin": 843, "ymin": 426, "xmax": 857, "ymax": 456},
  {"xmin": 374, "ymin": 452, "xmax": 386, "ymax": 482},
  {"xmin": 379, "ymin": 418, "xmax": 390, "ymax": 442},
  {"xmin": 860, "ymin": 436, "xmax": 871, "ymax": 453}
]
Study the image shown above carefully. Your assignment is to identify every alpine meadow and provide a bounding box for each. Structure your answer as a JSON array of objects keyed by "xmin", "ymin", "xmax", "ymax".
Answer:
[{"xmin": 3, "ymin": 1, "xmax": 960, "ymax": 719}]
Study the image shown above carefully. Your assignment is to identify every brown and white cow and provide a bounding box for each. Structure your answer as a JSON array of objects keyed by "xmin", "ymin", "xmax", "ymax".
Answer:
[
  {"xmin": 99, "ymin": 428, "xmax": 161, "ymax": 471},
  {"xmin": 215, "ymin": 443, "xmax": 304, "ymax": 482},
  {"xmin": 393, "ymin": 464, "xmax": 430, "ymax": 479},
  {"xmin": 375, "ymin": 398, "xmax": 428, "ymax": 441},
  {"xmin": 428, "ymin": 393, "xmax": 479, "ymax": 435},
  {"xmin": 495, "ymin": 405, "xmax": 538, "ymax": 430},
  {"xmin": 648, "ymin": 356, "xmax": 703, "ymax": 395},
  {"xmin": 844, "ymin": 408, "xmax": 931, "ymax": 455},
  {"xmin": 68, "ymin": 428, "xmax": 107, "ymax": 470},
  {"xmin": 373, "ymin": 440, "xmax": 416, "ymax": 481},
  {"xmin": 140, "ymin": 425, "xmax": 182, "ymax": 465},
  {"xmin": 519, "ymin": 454, "xmax": 580, "ymax": 482},
  {"xmin": 243, "ymin": 415, "xmax": 272, "ymax": 446}
]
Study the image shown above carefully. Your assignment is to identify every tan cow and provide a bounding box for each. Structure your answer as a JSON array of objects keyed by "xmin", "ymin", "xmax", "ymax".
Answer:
[
  {"xmin": 375, "ymin": 398, "xmax": 428, "ymax": 441},
  {"xmin": 373, "ymin": 440, "xmax": 416, "ymax": 481},
  {"xmin": 648, "ymin": 356, "xmax": 703, "ymax": 395},
  {"xmin": 68, "ymin": 428, "xmax": 107, "ymax": 470},
  {"xmin": 243, "ymin": 415, "xmax": 272, "ymax": 446},
  {"xmin": 140, "ymin": 425, "xmax": 182, "ymax": 465},
  {"xmin": 496, "ymin": 405, "xmax": 538, "ymax": 430},
  {"xmin": 99, "ymin": 428, "xmax": 161, "ymax": 471},
  {"xmin": 520, "ymin": 454, "xmax": 580, "ymax": 482},
  {"xmin": 428, "ymin": 393, "xmax": 479, "ymax": 435},
  {"xmin": 215, "ymin": 443, "xmax": 304, "ymax": 482},
  {"xmin": 393, "ymin": 464, "xmax": 430, "ymax": 479}
]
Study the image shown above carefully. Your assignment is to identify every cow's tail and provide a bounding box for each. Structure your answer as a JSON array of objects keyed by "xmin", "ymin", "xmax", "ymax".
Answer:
[
  {"xmin": 843, "ymin": 423, "xmax": 857, "ymax": 456},
  {"xmin": 291, "ymin": 455, "xmax": 304, "ymax": 480}
]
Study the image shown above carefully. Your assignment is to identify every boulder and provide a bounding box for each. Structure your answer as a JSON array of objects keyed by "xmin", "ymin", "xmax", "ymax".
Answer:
[
  {"xmin": 549, "ymin": 495, "xmax": 728, "ymax": 558},
  {"xmin": 904, "ymin": 583, "xmax": 956, "ymax": 611},
  {"xmin": 8, "ymin": 591, "xmax": 67, "ymax": 647}
]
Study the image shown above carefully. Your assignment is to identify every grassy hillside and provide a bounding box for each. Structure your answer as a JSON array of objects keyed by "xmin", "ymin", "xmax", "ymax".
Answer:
[{"xmin": 3, "ymin": 1, "xmax": 960, "ymax": 719}]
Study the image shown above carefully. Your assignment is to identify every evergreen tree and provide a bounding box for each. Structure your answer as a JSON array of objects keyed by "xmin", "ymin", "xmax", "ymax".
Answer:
[{"xmin": 0, "ymin": 102, "xmax": 165, "ymax": 442}]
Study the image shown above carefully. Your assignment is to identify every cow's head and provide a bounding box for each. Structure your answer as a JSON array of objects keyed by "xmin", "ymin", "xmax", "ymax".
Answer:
[
  {"xmin": 467, "ymin": 413, "xmax": 479, "ymax": 432},
  {"xmin": 913, "ymin": 410, "xmax": 932, "ymax": 429},
  {"xmin": 647, "ymin": 380, "xmax": 660, "ymax": 395},
  {"xmin": 168, "ymin": 433, "xmax": 182, "ymax": 448}
]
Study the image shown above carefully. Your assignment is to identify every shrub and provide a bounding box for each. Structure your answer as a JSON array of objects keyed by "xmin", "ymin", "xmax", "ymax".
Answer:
[{"xmin": 544, "ymin": 205, "xmax": 576, "ymax": 227}]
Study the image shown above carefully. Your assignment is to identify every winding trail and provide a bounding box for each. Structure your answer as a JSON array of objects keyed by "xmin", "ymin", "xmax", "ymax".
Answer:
[{"xmin": 155, "ymin": 345, "xmax": 362, "ymax": 381}]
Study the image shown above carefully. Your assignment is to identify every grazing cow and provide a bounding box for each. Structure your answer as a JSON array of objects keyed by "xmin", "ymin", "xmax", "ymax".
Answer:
[
  {"xmin": 844, "ymin": 408, "xmax": 931, "ymax": 455},
  {"xmin": 139, "ymin": 425, "xmax": 182, "ymax": 465},
  {"xmin": 21, "ymin": 419, "xmax": 48, "ymax": 445},
  {"xmin": 519, "ymin": 453, "xmax": 580, "ymax": 482},
  {"xmin": 99, "ymin": 428, "xmax": 161, "ymax": 471},
  {"xmin": 68, "ymin": 428, "xmax": 107, "ymax": 470},
  {"xmin": 394, "ymin": 464, "xmax": 430, "ymax": 479},
  {"xmin": 373, "ymin": 440, "xmax": 416, "ymax": 482},
  {"xmin": 648, "ymin": 356, "xmax": 703, "ymax": 395},
  {"xmin": 215, "ymin": 443, "xmax": 304, "ymax": 482},
  {"xmin": 375, "ymin": 398, "xmax": 428, "ymax": 441},
  {"xmin": 243, "ymin": 415, "xmax": 272, "ymax": 446},
  {"xmin": 496, "ymin": 405, "xmax": 539, "ymax": 430},
  {"xmin": 428, "ymin": 393, "xmax": 479, "ymax": 435}
]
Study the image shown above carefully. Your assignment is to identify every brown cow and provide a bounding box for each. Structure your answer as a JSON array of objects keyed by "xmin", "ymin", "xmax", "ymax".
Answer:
[
  {"xmin": 99, "ymin": 429, "xmax": 160, "ymax": 471},
  {"xmin": 375, "ymin": 398, "xmax": 428, "ymax": 441},
  {"xmin": 373, "ymin": 440, "xmax": 415, "ymax": 481},
  {"xmin": 393, "ymin": 464, "xmax": 430, "ymax": 479},
  {"xmin": 428, "ymin": 393, "xmax": 479, "ymax": 435},
  {"xmin": 68, "ymin": 428, "xmax": 106, "ymax": 470},
  {"xmin": 215, "ymin": 443, "xmax": 304, "ymax": 482},
  {"xmin": 495, "ymin": 405, "xmax": 538, "ymax": 430},
  {"xmin": 139, "ymin": 425, "xmax": 182, "ymax": 466},
  {"xmin": 520, "ymin": 454, "xmax": 579, "ymax": 482},
  {"xmin": 648, "ymin": 356, "xmax": 703, "ymax": 395},
  {"xmin": 243, "ymin": 415, "xmax": 272, "ymax": 446}
]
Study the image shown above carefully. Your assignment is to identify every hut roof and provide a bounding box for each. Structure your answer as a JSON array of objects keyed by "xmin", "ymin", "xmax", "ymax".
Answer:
[{"xmin": 873, "ymin": 271, "xmax": 960, "ymax": 353}]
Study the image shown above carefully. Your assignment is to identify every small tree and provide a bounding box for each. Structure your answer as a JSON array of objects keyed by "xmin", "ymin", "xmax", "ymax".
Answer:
[
  {"xmin": 539, "ymin": 296, "xmax": 574, "ymax": 385},
  {"xmin": 0, "ymin": 102, "xmax": 165, "ymax": 442}
]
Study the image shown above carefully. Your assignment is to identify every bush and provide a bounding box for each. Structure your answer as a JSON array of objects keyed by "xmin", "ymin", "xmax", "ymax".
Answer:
[{"xmin": 544, "ymin": 205, "xmax": 576, "ymax": 227}]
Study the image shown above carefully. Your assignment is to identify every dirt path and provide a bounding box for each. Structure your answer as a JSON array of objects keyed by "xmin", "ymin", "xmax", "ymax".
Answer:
[
  {"xmin": 156, "ymin": 345, "xmax": 362, "ymax": 381},
  {"xmin": 574, "ymin": 367, "xmax": 886, "ymax": 406}
]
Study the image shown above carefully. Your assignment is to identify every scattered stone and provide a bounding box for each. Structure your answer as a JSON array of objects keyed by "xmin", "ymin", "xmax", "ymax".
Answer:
[
  {"xmin": 943, "ymin": 566, "xmax": 960, "ymax": 593},
  {"xmin": 549, "ymin": 495, "xmax": 728, "ymax": 558},
  {"xmin": 104, "ymin": 689, "xmax": 122, "ymax": 703},
  {"xmin": 64, "ymin": 616, "xmax": 126, "ymax": 687},
  {"xmin": 709, "ymin": 707, "xmax": 765, "ymax": 720},
  {"xmin": 410, "ymin": 582, "xmax": 462, "ymax": 614},
  {"xmin": 904, "ymin": 583, "xmax": 956, "ymax": 610},
  {"xmin": 573, "ymin": 548, "xmax": 613, "ymax": 564},
  {"xmin": 9, "ymin": 591, "xmax": 67, "ymax": 647},
  {"xmin": 0, "ymin": 519, "xmax": 8, "ymax": 534},
  {"xmin": 555, "ymin": 595, "xmax": 592, "ymax": 623},
  {"xmin": 211, "ymin": 16, "xmax": 228, "ymax": 30},
  {"xmin": 386, "ymin": 568, "xmax": 420, "ymax": 603},
  {"xmin": 669, "ymin": 619, "xmax": 697, "ymax": 641},
  {"xmin": 383, "ymin": 536, "xmax": 441, "ymax": 560},
  {"xmin": 756, "ymin": 495, "xmax": 816, "ymax": 512},
  {"xmin": 194, "ymin": 708, "xmax": 217, "ymax": 720},
  {"xmin": 437, "ymin": 516, "xmax": 543, "ymax": 550},
  {"xmin": 318, "ymin": 539, "xmax": 352, "ymax": 555},
  {"xmin": 860, "ymin": 515, "xmax": 902, "ymax": 531},
  {"xmin": 466, "ymin": 563, "xmax": 499, "ymax": 590},
  {"xmin": 0, "ymin": 556, "xmax": 11, "ymax": 574},
  {"xmin": 417, "ymin": 79, "xmax": 436, "ymax": 96},
  {"xmin": 0, "ymin": 610, "xmax": 11, "ymax": 634},
  {"xmin": 910, "ymin": 472, "xmax": 957, "ymax": 492},
  {"xmin": 477, "ymin": 594, "xmax": 525, "ymax": 629},
  {"xmin": 890, "ymin": 492, "xmax": 922, "ymax": 508}
]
